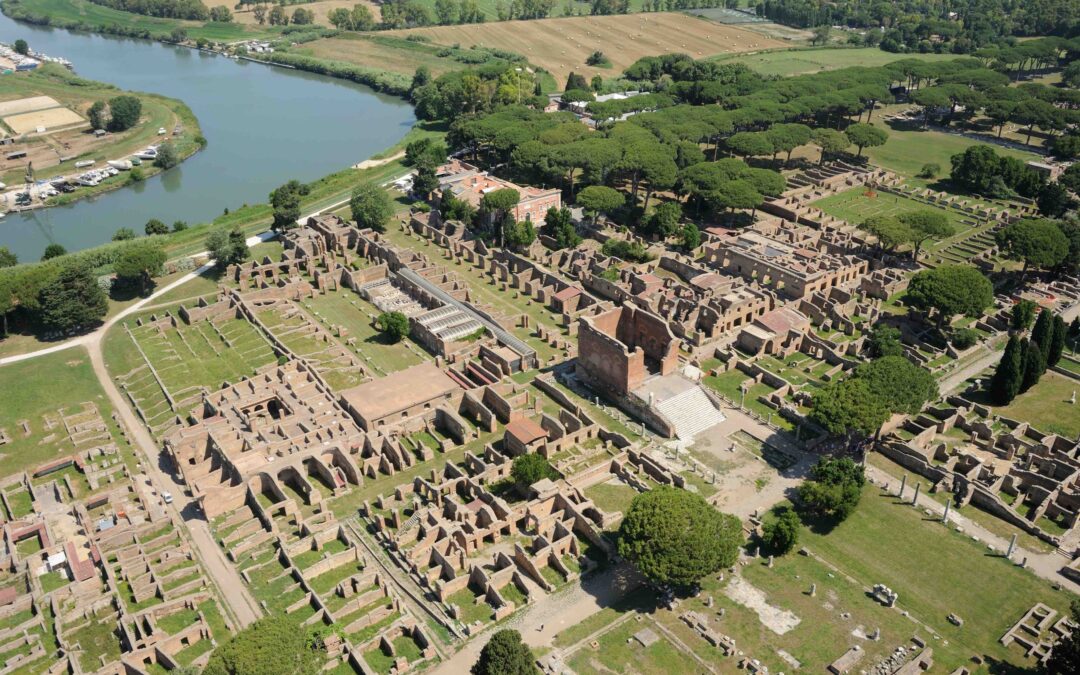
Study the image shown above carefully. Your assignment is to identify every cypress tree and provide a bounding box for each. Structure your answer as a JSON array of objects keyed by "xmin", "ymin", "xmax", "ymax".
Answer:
[
  {"xmin": 1021, "ymin": 339, "xmax": 1044, "ymax": 393},
  {"xmin": 991, "ymin": 335, "xmax": 1023, "ymax": 405},
  {"xmin": 1048, "ymin": 315, "xmax": 1066, "ymax": 368},
  {"xmin": 1030, "ymin": 310, "xmax": 1053, "ymax": 370}
]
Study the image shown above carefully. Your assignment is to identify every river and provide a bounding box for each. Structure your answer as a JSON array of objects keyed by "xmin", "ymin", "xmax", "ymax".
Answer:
[{"xmin": 0, "ymin": 11, "xmax": 414, "ymax": 261}]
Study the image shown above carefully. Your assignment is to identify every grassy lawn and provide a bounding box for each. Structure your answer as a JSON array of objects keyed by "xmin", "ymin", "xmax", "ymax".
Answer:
[
  {"xmin": 812, "ymin": 187, "xmax": 969, "ymax": 232},
  {"xmin": 566, "ymin": 617, "xmax": 702, "ymax": 675},
  {"xmin": 864, "ymin": 127, "xmax": 1039, "ymax": 180},
  {"xmin": 983, "ymin": 371, "xmax": 1080, "ymax": 439},
  {"xmin": 447, "ymin": 588, "xmax": 492, "ymax": 625},
  {"xmin": 867, "ymin": 452, "xmax": 1055, "ymax": 554},
  {"xmin": 584, "ymin": 480, "xmax": 639, "ymax": 516},
  {"xmin": 68, "ymin": 610, "xmax": 123, "ymax": 672},
  {"xmin": 712, "ymin": 47, "xmax": 955, "ymax": 77},
  {"xmin": 0, "ymin": 347, "xmax": 119, "ymax": 477},
  {"xmin": 798, "ymin": 486, "xmax": 1073, "ymax": 670},
  {"xmin": 365, "ymin": 635, "xmax": 424, "ymax": 674},
  {"xmin": 112, "ymin": 312, "xmax": 277, "ymax": 402},
  {"xmin": 303, "ymin": 289, "xmax": 429, "ymax": 375}
]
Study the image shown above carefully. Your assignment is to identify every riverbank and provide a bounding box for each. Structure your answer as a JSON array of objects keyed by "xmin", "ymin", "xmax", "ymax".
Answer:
[
  {"xmin": 2, "ymin": 0, "xmax": 275, "ymax": 43},
  {"xmin": 0, "ymin": 63, "xmax": 203, "ymax": 212},
  {"xmin": 0, "ymin": 118, "xmax": 443, "ymax": 358}
]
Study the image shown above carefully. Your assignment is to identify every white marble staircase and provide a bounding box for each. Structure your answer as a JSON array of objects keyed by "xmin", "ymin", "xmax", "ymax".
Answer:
[{"xmin": 655, "ymin": 386, "xmax": 727, "ymax": 440}]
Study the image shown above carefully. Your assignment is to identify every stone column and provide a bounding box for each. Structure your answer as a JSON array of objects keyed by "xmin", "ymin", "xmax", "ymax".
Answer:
[
  {"xmin": 1007, "ymin": 533, "xmax": 1017, "ymax": 559},
  {"xmin": 942, "ymin": 499, "xmax": 950, "ymax": 523},
  {"xmin": 898, "ymin": 474, "xmax": 907, "ymax": 500},
  {"xmin": 911, "ymin": 482, "xmax": 920, "ymax": 507}
]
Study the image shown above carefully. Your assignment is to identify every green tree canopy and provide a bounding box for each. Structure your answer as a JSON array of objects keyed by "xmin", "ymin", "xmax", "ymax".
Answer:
[
  {"xmin": 144, "ymin": 219, "xmax": 169, "ymax": 236},
  {"xmin": 204, "ymin": 615, "xmax": 325, "ymax": 675},
  {"xmin": 844, "ymin": 123, "xmax": 888, "ymax": 157},
  {"xmin": 726, "ymin": 131, "xmax": 774, "ymax": 158},
  {"xmin": 107, "ymin": 95, "xmax": 142, "ymax": 132},
  {"xmin": 898, "ymin": 209, "xmax": 954, "ymax": 260},
  {"xmin": 996, "ymin": 218, "xmax": 1070, "ymax": 273},
  {"xmin": 1011, "ymin": 299, "xmax": 1037, "ymax": 331},
  {"xmin": 861, "ymin": 215, "xmax": 912, "ymax": 254},
  {"xmin": 153, "ymin": 141, "xmax": 180, "ymax": 169},
  {"xmin": 797, "ymin": 457, "xmax": 865, "ymax": 522},
  {"xmin": 41, "ymin": 244, "xmax": 67, "ymax": 261},
  {"xmin": 576, "ymin": 185, "xmax": 624, "ymax": 222},
  {"xmin": 38, "ymin": 263, "xmax": 107, "ymax": 333},
  {"xmin": 113, "ymin": 241, "xmax": 166, "ymax": 294},
  {"xmin": 866, "ymin": 324, "xmax": 903, "ymax": 358},
  {"xmin": 906, "ymin": 265, "xmax": 993, "ymax": 325},
  {"xmin": 810, "ymin": 377, "xmax": 889, "ymax": 438},
  {"xmin": 617, "ymin": 486, "xmax": 742, "ymax": 589},
  {"xmin": 990, "ymin": 334, "xmax": 1024, "ymax": 405},
  {"xmin": 853, "ymin": 355, "xmax": 938, "ymax": 415},
  {"xmin": 545, "ymin": 207, "xmax": 581, "ymax": 249},
  {"xmin": 471, "ymin": 629, "xmax": 536, "ymax": 675},
  {"xmin": 0, "ymin": 246, "xmax": 17, "ymax": 268},
  {"xmin": 762, "ymin": 505, "xmax": 801, "ymax": 555},
  {"xmin": 206, "ymin": 228, "xmax": 249, "ymax": 265},
  {"xmin": 269, "ymin": 180, "xmax": 308, "ymax": 231},
  {"xmin": 112, "ymin": 228, "xmax": 136, "ymax": 242},
  {"xmin": 510, "ymin": 453, "xmax": 558, "ymax": 489},
  {"xmin": 376, "ymin": 311, "xmax": 410, "ymax": 343},
  {"xmin": 811, "ymin": 128, "xmax": 849, "ymax": 164},
  {"xmin": 350, "ymin": 183, "xmax": 394, "ymax": 232}
]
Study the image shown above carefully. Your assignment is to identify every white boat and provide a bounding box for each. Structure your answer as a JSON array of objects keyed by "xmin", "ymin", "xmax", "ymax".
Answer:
[
  {"xmin": 74, "ymin": 159, "xmax": 95, "ymax": 168},
  {"xmin": 107, "ymin": 159, "xmax": 132, "ymax": 171},
  {"xmin": 157, "ymin": 127, "xmax": 166, "ymax": 135},
  {"xmin": 135, "ymin": 146, "xmax": 158, "ymax": 160}
]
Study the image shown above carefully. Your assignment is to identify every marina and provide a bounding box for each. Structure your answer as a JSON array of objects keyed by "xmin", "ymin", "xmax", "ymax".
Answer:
[{"xmin": 0, "ymin": 10, "xmax": 413, "ymax": 260}]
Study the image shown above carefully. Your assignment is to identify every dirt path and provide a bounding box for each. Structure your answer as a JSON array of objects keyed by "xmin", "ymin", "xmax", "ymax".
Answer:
[
  {"xmin": 85, "ymin": 336, "xmax": 264, "ymax": 628},
  {"xmin": 353, "ymin": 150, "xmax": 404, "ymax": 170}
]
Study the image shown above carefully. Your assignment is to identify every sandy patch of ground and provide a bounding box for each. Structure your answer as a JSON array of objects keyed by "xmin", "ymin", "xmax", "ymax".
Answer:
[
  {"xmin": 0, "ymin": 95, "xmax": 61, "ymax": 117},
  {"xmin": 724, "ymin": 575, "xmax": 801, "ymax": 635},
  {"xmin": 5, "ymin": 107, "xmax": 85, "ymax": 134},
  {"xmin": 393, "ymin": 12, "xmax": 787, "ymax": 83}
]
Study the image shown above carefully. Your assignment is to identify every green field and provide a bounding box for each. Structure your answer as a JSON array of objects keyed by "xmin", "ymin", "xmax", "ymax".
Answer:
[
  {"xmin": 712, "ymin": 47, "xmax": 955, "ymax": 77},
  {"xmin": 0, "ymin": 347, "xmax": 121, "ymax": 477},
  {"xmin": 812, "ymin": 187, "xmax": 968, "ymax": 231},
  {"xmin": 984, "ymin": 371, "xmax": 1080, "ymax": 439},
  {"xmin": 4, "ymin": 0, "xmax": 272, "ymax": 41},
  {"xmin": 797, "ymin": 487, "xmax": 1074, "ymax": 669},
  {"xmin": 865, "ymin": 127, "xmax": 1039, "ymax": 180}
]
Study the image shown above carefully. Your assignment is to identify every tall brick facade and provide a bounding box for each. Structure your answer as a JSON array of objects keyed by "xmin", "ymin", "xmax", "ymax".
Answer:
[{"xmin": 576, "ymin": 306, "xmax": 678, "ymax": 396}]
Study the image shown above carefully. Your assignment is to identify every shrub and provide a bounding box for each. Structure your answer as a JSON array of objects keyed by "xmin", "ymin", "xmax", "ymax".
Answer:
[
  {"xmin": 917, "ymin": 162, "xmax": 940, "ymax": 178},
  {"xmin": 951, "ymin": 327, "xmax": 980, "ymax": 349}
]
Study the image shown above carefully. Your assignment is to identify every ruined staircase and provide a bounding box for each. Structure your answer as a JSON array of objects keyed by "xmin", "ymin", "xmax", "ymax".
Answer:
[{"xmin": 655, "ymin": 386, "xmax": 727, "ymax": 440}]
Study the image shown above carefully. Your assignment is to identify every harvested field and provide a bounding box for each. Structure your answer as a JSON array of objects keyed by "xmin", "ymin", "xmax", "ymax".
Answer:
[
  {"xmin": 4, "ymin": 107, "xmax": 85, "ymax": 134},
  {"xmin": 303, "ymin": 33, "xmax": 463, "ymax": 77},
  {"xmin": 0, "ymin": 95, "xmax": 61, "ymax": 116},
  {"xmin": 392, "ymin": 13, "xmax": 787, "ymax": 82}
]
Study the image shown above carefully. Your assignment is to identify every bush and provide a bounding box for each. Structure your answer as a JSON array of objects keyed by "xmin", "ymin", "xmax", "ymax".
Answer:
[
  {"xmin": 796, "ymin": 457, "xmax": 865, "ymax": 522},
  {"xmin": 917, "ymin": 162, "xmax": 940, "ymax": 179},
  {"xmin": 376, "ymin": 311, "xmax": 409, "ymax": 343},
  {"xmin": 762, "ymin": 505, "xmax": 800, "ymax": 555},
  {"xmin": 951, "ymin": 327, "xmax": 980, "ymax": 349},
  {"xmin": 510, "ymin": 454, "xmax": 558, "ymax": 489}
]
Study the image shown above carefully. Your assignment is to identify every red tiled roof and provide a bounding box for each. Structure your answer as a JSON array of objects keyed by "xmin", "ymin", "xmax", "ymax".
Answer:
[
  {"xmin": 64, "ymin": 542, "xmax": 97, "ymax": 582},
  {"xmin": 553, "ymin": 286, "xmax": 583, "ymax": 302},
  {"xmin": 505, "ymin": 417, "xmax": 547, "ymax": 445}
]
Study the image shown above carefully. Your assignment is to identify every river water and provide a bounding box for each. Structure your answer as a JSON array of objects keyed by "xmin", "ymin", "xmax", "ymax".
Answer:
[{"xmin": 0, "ymin": 11, "xmax": 414, "ymax": 260}]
